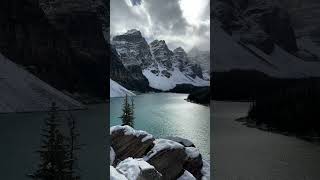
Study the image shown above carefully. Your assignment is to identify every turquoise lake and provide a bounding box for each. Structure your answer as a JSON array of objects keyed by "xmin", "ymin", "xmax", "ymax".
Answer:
[{"xmin": 110, "ymin": 93, "xmax": 210, "ymax": 160}]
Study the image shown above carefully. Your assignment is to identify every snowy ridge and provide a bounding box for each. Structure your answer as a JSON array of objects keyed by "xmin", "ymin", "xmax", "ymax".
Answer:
[
  {"xmin": 110, "ymin": 79, "xmax": 135, "ymax": 98},
  {"xmin": 0, "ymin": 53, "xmax": 84, "ymax": 113},
  {"xmin": 112, "ymin": 29, "xmax": 209, "ymax": 91},
  {"xmin": 143, "ymin": 66, "xmax": 209, "ymax": 91}
]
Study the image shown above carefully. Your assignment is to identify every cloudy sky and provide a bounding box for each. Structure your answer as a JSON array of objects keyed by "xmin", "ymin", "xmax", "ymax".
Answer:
[{"xmin": 110, "ymin": 0, "xmax": 210, "ymax": 52}]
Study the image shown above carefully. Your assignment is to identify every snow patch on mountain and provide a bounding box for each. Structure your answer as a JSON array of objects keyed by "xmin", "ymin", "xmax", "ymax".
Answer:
[
  {"xmin": 112, "ymin": 30, "xmax": 209, "ymax": 91},
  {"xmin": 110, "ymin": 79, "xmax": 135, "ymax": 97},
  {"xmin": 143, "ymin": 66, "xmax": 209, "ymax": 91}
]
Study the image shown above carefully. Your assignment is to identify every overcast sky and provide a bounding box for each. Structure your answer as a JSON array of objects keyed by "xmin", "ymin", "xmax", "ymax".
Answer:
[{"xmin": 110, "ymin": 0, "xmax": 210, "ymax": 52}]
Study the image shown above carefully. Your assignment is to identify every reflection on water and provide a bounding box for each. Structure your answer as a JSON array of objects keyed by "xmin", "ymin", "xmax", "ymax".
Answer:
[{"xmin": 110, "ymin": 93, "xmax": 210, "ymax": 160}]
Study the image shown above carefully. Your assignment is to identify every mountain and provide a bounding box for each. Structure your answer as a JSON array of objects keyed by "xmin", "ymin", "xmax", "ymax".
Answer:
[
  {"xmin": 0, "ymin": 0, "xmax": 109, "ymax": 101},
  {"xmin": 188, "ymin": 47, "xmax": 210, "ymax": 71},
  {"xmin": 112, "ymin": 30, "xmax": 209, "ymax": 91},
  {"xmin": 0, "ymin": 53, "xmax": 84, "ymax": 113},
  {"xmin": 188, "ymin": 47, "xmax": 210, "ymax": 79},
  {"xmin": 212, "ymin": 0, "xmax": 320, "ymax": 78},
  {"xmin": 110, "ymin": 79, "xmax": 135, "ymax": 98},
  {"xmin": 110, "ymin": 46, "xmax": 150, "ymax": 92}
]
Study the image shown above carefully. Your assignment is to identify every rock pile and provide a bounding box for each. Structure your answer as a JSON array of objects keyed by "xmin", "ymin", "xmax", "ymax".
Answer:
[{"xmin": 110, "ymin": 125, "xmax": 210, "ymax": 180}]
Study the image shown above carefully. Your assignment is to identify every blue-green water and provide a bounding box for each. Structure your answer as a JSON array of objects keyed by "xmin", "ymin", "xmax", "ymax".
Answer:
[{"xmin": 110, "ymin": 93, "xmax": 210, "ymax": 160}]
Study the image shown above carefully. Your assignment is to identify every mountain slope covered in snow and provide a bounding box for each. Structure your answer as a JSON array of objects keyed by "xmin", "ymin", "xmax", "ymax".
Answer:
[
  {"xmin": 112, "ymin": 29, "xmax": 209, "ymax": 91},
  {"xmin": 0, "ymin": 53, "xmax": 84, "ymax": 113},
  {"xmin": 110, "ymin": 79, "xmax": 135, "ymax": 97},
  {"xmin": 212, "ymin": 0, "xmax": 320, "ymax": 78}
]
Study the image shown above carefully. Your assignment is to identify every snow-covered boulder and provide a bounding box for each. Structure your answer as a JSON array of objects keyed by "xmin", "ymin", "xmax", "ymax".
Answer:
[
  {"xmin": 110, "ymin": 126, "xmax": 154, "ymax": 161},
  {"xmin": 177, "ymin": 170, "xmax": 196, "ymax": 180},
  {"xmin": 184, "ymin": 147, "xmax": 203, "ymax": 179},
  {"xmin": 110, "ymin": 126, "xmax": 211, "ymax": 179},
  {"xmin": 116, "ymin": 157, "xmax": 162, "ymax": 180},
  {"xmin": 144, "ymin": 139, "xmax": 187, "ymax": 179},
  {"xmin": 110, "ymin": 166, "xmax": 127, "ymax": 180}
]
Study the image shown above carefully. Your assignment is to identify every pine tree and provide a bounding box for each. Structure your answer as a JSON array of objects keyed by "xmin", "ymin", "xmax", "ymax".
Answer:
[
  {"xmin": 120, "ymin": 94, "xmax": 134, "ymax": 127},
  {"xmin": 28, "ymin": 102, "xmax": 69, "ymax": 180}
]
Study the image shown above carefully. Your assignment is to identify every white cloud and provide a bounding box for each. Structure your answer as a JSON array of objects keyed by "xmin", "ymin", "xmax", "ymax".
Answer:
[{"xmin": 110, "ymin": 0, "xmax": 210, "ymax": 51}]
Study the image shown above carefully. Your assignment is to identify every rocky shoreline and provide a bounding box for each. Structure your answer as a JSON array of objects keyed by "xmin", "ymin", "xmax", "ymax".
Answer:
[{"xmin": 110, "ymin": 125, "xmax": 210, "ymax": 180}]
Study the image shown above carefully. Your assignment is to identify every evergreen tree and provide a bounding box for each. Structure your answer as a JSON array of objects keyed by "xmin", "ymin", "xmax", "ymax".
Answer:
[
  {"xmin": 28, "ymin": 102, "xmax": 82, "ymax": 180},
  {"xmin": 120, "ymin": 95, "xmax": 134, "ymax": 127},
  {"xmin": 28, "ymin": 102, "xmax": 69, "ymax": 180}
]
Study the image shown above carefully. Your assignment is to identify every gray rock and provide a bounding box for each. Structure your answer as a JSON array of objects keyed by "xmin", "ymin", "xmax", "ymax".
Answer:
[
  {"xmin": 111, "ymin": 126, "xmax": 155, "ymax": 161},
  {"xmin": 145, "ymin": 139, "xmax": 187, "ymax": 180},
  {"xmin": 183, "ymin": 147, "xmax": 203, "ymax": 179}
]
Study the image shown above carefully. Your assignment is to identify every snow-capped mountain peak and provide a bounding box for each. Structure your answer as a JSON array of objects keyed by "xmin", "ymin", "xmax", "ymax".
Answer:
[{"xmin": 112, "ymin": 30, "xmax": 209, "ymax": 91}]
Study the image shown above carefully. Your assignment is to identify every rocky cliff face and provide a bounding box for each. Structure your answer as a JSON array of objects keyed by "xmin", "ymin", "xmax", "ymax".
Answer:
[
  {"xmin": 110, "ymin": 46, "xmax": 150, "ymax": 92},
  {"xmin": 112, "ymin": 29, "xmax": 209, "ymax": 91},
  {"xmin": 112, "ymin": 29, "xmax": 154, "ymax": 68},
  {"xmin": 214, "ymin": 0, "xmax": 298, "ymax": 54},
  {"xmin": 0, "ymin": 0, "xmax": 109, "ymax": 100}
]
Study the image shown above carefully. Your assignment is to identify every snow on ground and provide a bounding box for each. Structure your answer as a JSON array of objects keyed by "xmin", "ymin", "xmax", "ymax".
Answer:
[
  {"xmin": 143, "ymin": 64, "xmax": 209, "ymax": 91},
  {"xmin": 110, "ymin": 79, "xmax": 135, "ymax": 98},
  {"xmin": 177, "ymin": 170, "xmax": 196, "ymax": 180},
  {"xmin": 110, "ymin": 166, "xmax": 128, "ymax": 180},
  {"xmin": 116, "ymin": 157, "xmax": 158, "ymax": 180},
  {"xmin": 0, "ymin": 53, "xmax": 84, "ymax": 113},
  {"xmin": 144, "ymin": 138, "xmax": 184, "ymax": 160},
  {"xmin": 185, "ymin": 147, "xmax": 200, "ymax": 159},
  {"xmin": 110, "ymin": 125, "xmax": 153, "ymax": 142},
  {"xmin": 201, "ymin": 160, "xmax": 210, "ymax": 180}
]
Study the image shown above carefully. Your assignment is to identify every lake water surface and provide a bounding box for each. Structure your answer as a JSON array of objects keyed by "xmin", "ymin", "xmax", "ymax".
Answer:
[
  {"xmin": 213, "ymin": 101, "xmax": 320, "ymax": 180},
  {"xmin": 110, "ymin": 93, "xmax": 210, "ymax": 160},
  {"xmin": 0, "ymin": 104, "xmax": 108, "ymax": 180}
]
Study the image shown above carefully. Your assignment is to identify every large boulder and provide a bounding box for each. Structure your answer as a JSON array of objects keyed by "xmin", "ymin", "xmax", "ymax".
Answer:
[
  {"xmin": 116, "ymin": 158, "xmax": 162, "ymax": 180},
  {"xmin": 110, "ymin": 126, "xmax": 154, "ymax": 162},
  {"xmin": 144, "ymin": 139, "xmax": 187, "ymax": 180},
  {"xmin": 183, "ymin": 147, "xmax": 203, "ymax": 179}
]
